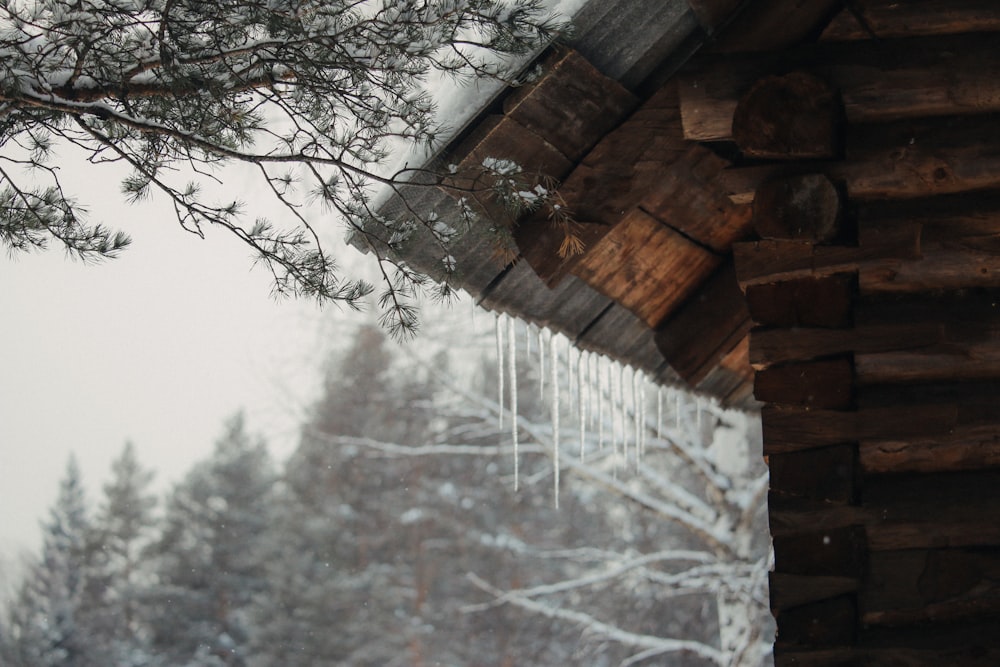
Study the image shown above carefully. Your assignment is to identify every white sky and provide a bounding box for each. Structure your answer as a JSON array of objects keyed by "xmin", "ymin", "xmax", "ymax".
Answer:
[{"xmin": 0, "ymin": 160, "xmax": 363, "ymax": 565}]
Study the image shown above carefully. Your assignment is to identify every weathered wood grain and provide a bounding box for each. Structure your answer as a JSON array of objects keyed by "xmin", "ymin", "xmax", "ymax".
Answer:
[
  {"xmin": 572, "ymin": 208, "xmax": 722, "ymax": 328},
  {"xmin": 679, "ymin": 33, "xmax": 1000, "ymax": 141},
  {"xmin": 654, "ymin": 264, "xmax": 750, "ymax": 385},
  {"xmin": 750, "ymin": 323, "xmax": 943, "ymax": 369},
  {"xmin": 761, "ymin": 404, "xmax": 959, "ymax": 454},
  {"xmin": 821, "ymin": 0, "xmax": 1000, "ymax": 41},
  {"xmin": 770, "ymin": 573, "xmax": 861, "ymax": 613},
  {"xmin": 863, "ymin": 549, "xmax": 1000, "ymax": 626},
  {"xmin": 734, "ymin": 226, "xmax": 920, "ymax": 289},
  {"xmin": 503, "ymin": 47, "xmax": 638, "ymax": 163},
  {"xmin": 754, "ymin": 358, "xmax": 854, "ymax": 408},
  {"xmin": 768, "ymin": 443, "xmax": 857, "ymax": 503},
  {"xmin": 732, "ymin": 72, "xmax": 841, "ymax": 159},
  {"xmin": 744, "ymin": 275, "xmax": 855, "ymax": 328},
  {"xmin": 753, "ymin": 174, "xmax": 843, "ymax": 241}
]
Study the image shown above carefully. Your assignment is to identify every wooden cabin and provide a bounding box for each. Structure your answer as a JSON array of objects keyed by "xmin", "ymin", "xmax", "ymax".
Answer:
[{"xmin": 365, "ymin": 1, "xmax": 1000, "ymax": 663}]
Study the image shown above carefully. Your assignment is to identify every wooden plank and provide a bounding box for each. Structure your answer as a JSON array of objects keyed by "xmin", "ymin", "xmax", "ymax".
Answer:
[
  {"xmin": 745, "ymin": 275, "xmax": 855, "ymax": 328},
  {"xmin": 503, "ymin": 47, "xmax": 638, "ymax": 163},
  {"xmin": 636, "ymin": 146, "xmax": 755, "ymax": 253},
  {"xmin": 443, "ymin": 114, "xmax": 573, "ymax": 227},
  {"xmin": 574, "ymin": 302, "xmax": 672, "ymax": 382},
  {"xmin": 754, "ymin": 174, "xmax": 843, "ymax": 241},
  {"xmin": 654, "ymin": 264, "xmax": 751, "ymax": 385},
  {"xmin": 750, "ymin": 324, "xmax": 942, "ymax": 369},
  {"xmin": 821, "ymin": 0, "xmax": 1000, "ymax": 41},
  {"xmin": 734, "ymin": 226, "xmax": 920, "ymax": 289},
  {"xmin": 762, "ymin": 404, "xmax": 959, "ymax": 454},
  {"xmin": 771, "ymin": 573, "xmax": 861, "ymax": 613},
  {"xmin": 571, "ymin": 209, "xmax": 722, "ymax": 328},
  {"xmin": 754, "ymin": 358, "xmax": 854, "ymax": 409},
  {"xmin": 477, "ymin": 263, "xmax": 614, "ymax": 337},
  {"xmin": 570, "ymin": 0, "xmax": 702, "ymax": 89},
  {"xmin": 679, "ymin": 33, "xmax": 1000, "ymax": 141},
  {"xmin": 768, "ymin": 443, "xmax": 857, "ymax": 503},
  {"xmin": 862, "ymin": 549, "xmax": 1000, "ymax": 626},
  {"xmin": 732, "ymin": 72, "xmax": 841, "ymax": 159}
]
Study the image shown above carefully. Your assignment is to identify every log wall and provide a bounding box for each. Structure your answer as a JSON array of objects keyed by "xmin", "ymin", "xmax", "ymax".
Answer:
[
  {"xmin": 711, "ymin": 7, "xmax": 1000, "ymax": 656},
  {"xmin": 727, "ymin": 68, "xmax": 1000, "ymax": 663}
]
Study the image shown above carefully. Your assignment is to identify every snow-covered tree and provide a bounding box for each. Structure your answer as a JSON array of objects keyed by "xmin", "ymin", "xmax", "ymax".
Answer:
[
  {"xmin": 3, "ymin": 456, "xmax": 109, "ymax": 666},
  {"xmin": 144, "ymin": 414, "xmax": 276, "ymax": 666},
  {"xmin": 88, "ymin": 442, "xmax": 158, "ymax": 665},
  {"xmin": 0, "ymin": 0, "xmax": 563, "ymax": 335}
]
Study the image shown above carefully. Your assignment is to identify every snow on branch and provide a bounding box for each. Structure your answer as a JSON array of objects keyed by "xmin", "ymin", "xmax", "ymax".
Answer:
[{"xmin": 466, "ymin": 573, "xmax": 728, "ymax": 667}]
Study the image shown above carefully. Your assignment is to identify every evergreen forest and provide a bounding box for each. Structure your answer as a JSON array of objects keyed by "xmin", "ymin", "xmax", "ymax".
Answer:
[{"xmin": 0, "ymin": 320, "xmax": 772, "ymax": 667}]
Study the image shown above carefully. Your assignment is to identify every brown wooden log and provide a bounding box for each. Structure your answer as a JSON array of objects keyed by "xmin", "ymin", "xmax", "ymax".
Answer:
[
  {"xmin": 775, "ymin": 596, "xmax": 858, "ymax": 648},
  {"xmin": 770, "ymin": 573, "xmax": 861, "ymax": 613},
  {"xmin": 654, "ymin": 264, "xmax": 750, "ymax": 385},
  {"xmin": 710, "ymin": 0, "xmax": 844, "ymax": 53},
  {"xmin": 768, "ymin": 443, "xmax": 857, "ymax": 503},
  {"xmin": 502, "ymin": 47, "xmax": 638, "ymax": 164},
  {"xmin": 732, "ymin": 72, "xmax": 841, "ymax": 159},
  {"xmin": 753, "ymin": 174, "xmax": 843, "ymax": 241},
  {"xmin": 862, "ymin": 549, "xmax": 1000, "ymax": 626},
  {"xmin": 734, "ymin": 226, "xmax": 920, "ymax": 289},
  {"xmin": 771, "ymin": 470, "xmax": 1000, "ymax": 549},
  {"xmin": 755, "ymin": 358, "xmax": 854, "ymax": 409},
  {"xmin": 775, "ymin": 646, "xmax": 1000, "ymax": 667},
  {"xmin": 679, "ymin": 33, "xmax": 1000, "ymax": 142},
  {"xmin": 859, "ymin": 426, "xmax": 1000, "ymax": 474},
  {"xmin": 745, "ymin": 274, "xmax": 855, "ymax": 328},
  {"xmin": 762, "ymin": 404, "xmax": 959, "ymax": 454},
  {"xmin": 853, "ymin": 290, "xmax": 1000, "ymax": 382},
  {"xmin": 821, "ymin": 0, "xmax": 1000, "ymax": 41},
  {"xmin": 570, "ymin": 209, "xmax": 722, "ymax": 328},
  {"xmin": 773, "ymin": 526, "xmax": 868, "ymax": 577},
  {"xmin": 749, "ymin": 324, "xmax": 942, "ymax": 370}
]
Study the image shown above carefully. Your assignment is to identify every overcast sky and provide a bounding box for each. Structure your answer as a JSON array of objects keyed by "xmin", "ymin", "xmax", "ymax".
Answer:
[{"xmin": 0, "ymin": 158, "xmax": 366, "ymax": 566}]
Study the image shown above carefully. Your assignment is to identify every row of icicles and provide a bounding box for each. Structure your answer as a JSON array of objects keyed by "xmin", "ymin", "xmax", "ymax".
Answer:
[{"xmin": 493, "ymin": 312, "xmax": 719, "ymax": 508}]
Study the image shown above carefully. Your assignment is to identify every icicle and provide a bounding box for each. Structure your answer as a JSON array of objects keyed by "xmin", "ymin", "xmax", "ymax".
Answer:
[
  {"xmin": 550, "ymin": 333, "xmax": 560, "ymax": 509},
  {"xmin": 639, "ymin": 374, "xmax": 648, "ymax": 459},
  {"xmin": 525, "ymin": 323, "xmax": 532, "ymax": 357},
  {"xmin": 633, "ymin": 370, "xmax": 643, "ymax": 463},
  {"xmin": 597, "ymin": 355, "xmax": 606, "ymax": 451},
  {"xmin": 578, "ymin": 350, "xmax": 587, "ymax": 460},
  {"xmin": 675, "ymin": 388, "xmax": 683, "ymax": 429},
  {"xmin": 508, "ymin": 315, "xmax": 519, "ymax": 492},
  {"xmin": 567, "ymin": 343, "xmax": 576, "ymax": 426},
  {"xmin": 656, "ymin": 386, "xmax": 664, "ymax": 441},
  {"xmin": 608, "ymin": 360, "xmax": 618, "ymax": 461},
  {"xmin": 617, "ymin": 363, "xmax": 627, "ymax": 468},
  {"xmin": 495, "ymin": 313, "xmax": 504, "ymax": 432},
  {"xmin": 538, "ymin": 328, "xmax": 546, "ymax": 401},
  {"xmin": 696, "ymin": 397, "xmax": 703, "ymax": 438}
]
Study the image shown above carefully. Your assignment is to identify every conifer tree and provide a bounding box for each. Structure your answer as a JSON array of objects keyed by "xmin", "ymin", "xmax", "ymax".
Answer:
[
  {"xmin": 0, "ymin": 0, "xmax": 563, "ymax": 335},
  {"xmin": 145, "ymin": 414, "xmax": 275, "ymax": 666},
  {"xmin": 5, "ymin": 456, "xmax": 107, "ymax": 666},
  {"xmin": 89, "ymin": 442, "xmax": 158, "ymax": 664}
]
